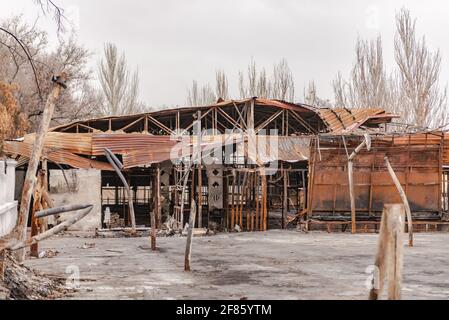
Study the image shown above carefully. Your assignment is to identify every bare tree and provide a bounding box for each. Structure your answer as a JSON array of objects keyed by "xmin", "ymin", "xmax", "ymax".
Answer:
[
  {"xmin": 187, "ymin": 80, "xmax": 216, "ymax": 106},
  {"xmin": 215, "ymin": 69, "xmax": 229, "ymax": 100},
  {"xmin": 304, "ymin": 80, "xmax": 332, "ymax": 107},
  {"xmin": 332, "ymin": 36, "xmax": 389, "ymax": 109},
  {"xmin": 333, "ymin": 9, "xmax": 448, "ymax": 128},
  {"xmin": 98, "ymin": 43, "xmax": 143, "ymax": 115},
  {"xmin": 0, "ymin": 16, "xmax": 101, "ymax": 130},
  {"xmin": 394, "ymin": 8, "xmax": 447, "ymax": 127},
  {"xmin": 34, "ymin": 0, "xmax": 66, "ymax": 32},
  {"xmin": 272, "ymin": 59, "xmax": 295, "ymax": 101}
]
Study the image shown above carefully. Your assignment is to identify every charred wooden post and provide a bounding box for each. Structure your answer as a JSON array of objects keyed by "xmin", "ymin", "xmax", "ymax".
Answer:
[
  {"xmin": 369, "ymin": 204, "xmax": 405, "ymax": 300},
  {"xmin": 150, "ymin": 166, "xmax": 160, "ymax": 251},
  {"xmin": 261, "ymin": 168, "xmax": 268, "ymax": 231},
  {"xmin": 197, "ymin": 110, "xmax": 202, "ymax": 228},
  {"xmin": 282, "ymin": 166, "xmax": 288, "ymax": 229},
  {"xmin": 13, "ymin": 73, "xmax": 67, "ymax": 263},
  {"xmin": 231, "ymin": 170, "xmax": 236, "ymax": 230},
  {"xmin": 255, "ymin": 172, "xmax": 260, "ymax": 231},
  {"xmin": 385, "ymin": 156, "xmax": 414, "ymax": 247},
  {"xmin": 239, "ymin": 172, "xmax": 248, "ymax": 228},
  {"xmin": 184, "ymin": 200, "xmax": 196, "ymax": 272},
  {"xmin": 155, "ymin": 164, "xmax": 161, "ymax": 229}
]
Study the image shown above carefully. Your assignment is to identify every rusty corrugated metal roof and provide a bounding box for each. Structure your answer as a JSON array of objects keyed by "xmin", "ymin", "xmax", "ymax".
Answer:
[
  {"xmin": 3, "ymin": 141, "xmax": 112, "ymax": 170},
  {"xmin": 316, "ymin": 108, "xmax": 398, "ymax": 134}
]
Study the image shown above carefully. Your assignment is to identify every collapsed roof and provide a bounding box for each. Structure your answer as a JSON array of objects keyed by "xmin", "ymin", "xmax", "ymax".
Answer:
[{"xmin": 3, "ymin": 98, "xmax": 397, "ymax": 169}]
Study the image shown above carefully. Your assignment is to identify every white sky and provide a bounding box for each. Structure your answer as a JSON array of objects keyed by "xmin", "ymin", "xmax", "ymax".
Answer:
[{"xmin": 1, "ymin": 0, "xmax": 449, "ymax": 107}]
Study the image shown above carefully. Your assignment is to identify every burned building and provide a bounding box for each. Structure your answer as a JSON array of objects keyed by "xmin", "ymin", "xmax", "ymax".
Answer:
[{"xmin": 5, "ymin": 97, "xmax": 447, "ymax": 233}]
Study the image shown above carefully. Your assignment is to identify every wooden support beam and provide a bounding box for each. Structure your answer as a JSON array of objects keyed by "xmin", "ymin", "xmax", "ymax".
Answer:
[
  {"xmin": 231, "ymin": 170, "xmax": 236, "ymax": 230},
  {"xmin": 232, "ymin": 101, "xmax": 248, "ymax": 130},
  {"xmin": 385, "ymin": 157, "xmax": 413, "ymax": 247},
  {"xmin": 289, "ymin": 110, "xmax": 317, "ymax": 134},
  {"xmin": 255, "ymin": 110, "xmax": 283, "ymax": 134},
  {"xmin": 239, "ymin": 172, "xmax": 248, "ymax": 228},
  {"xmin": 150, "ymin": 165, "xmax": 161, "ymax": 250},
  {"xmin": 282, "ymin": 167, "xmax": 288, "ymax": 230},
  {"xmin": 216, "ymin": 107, "xmax": 244, "ymax": 131},
  {"xmin": 13, "ymin": 74, "xmax": 67, "ymax": 263},
  {"xmin": 118, "ymin": 116, "xmax": 145, "ymax": 132},
  {"xmin": 146, "ymin": 115, "xmax": 175, "ymax": 135},
  {"xmin": 197, "ymin": 110, "xmax": 202, "ymax": 228},
  {"xmin": 348, "ymin": 161, "xmax": 356, "ymax": 234},
  {"xmin": 369, "ymin": 204, "xmax": 405, "ymax": 300},
  {"xmin": 261, "ymin": 169, "xmax": 268, "ymax": 231},
  {"xmin": 255, "ymin": 172, "xmax": 260, "ymax": 231},
  {"xmin": 180, "ymin": 108, "xmax": 213, "ymax": 134},
  {"xmin": 155, "ymin": 164, "xmax": 162, "ymax": 229}
]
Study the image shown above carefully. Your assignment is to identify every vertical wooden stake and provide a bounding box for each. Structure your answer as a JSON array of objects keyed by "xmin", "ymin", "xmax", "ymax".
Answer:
[
  {"xmin": 231, "ymin": 170, "xmax": 236, "ymax": 230},
  {"xmin": 261, "ymin": 169, "xmax": 267, "ymax": 231},
  {"xmin": 369, "ymin": 204, "xmax": 405, "ymax": 300},
  {"xmin": 239, "ymin": 172, "xmax": 247, "ymax": 228},
  {"xmin": 184, "ymin": 200, "xmax": 196, "ymax": 272},
  {"xmin": 282, "ymin": 167, "xmax": 288, "ymax": 230},
  {"xmin": 348, "ymin": 161, "xmax": 356, "ymax": 233},
  {"xmin": 246, "ymin": 173, "xmax": 251, "ymax": 231},
  {"xmin": 255, "ymin": 172, "xmax": 260, "ymax": 231},
  {"xmin": 197, "ymin": 165, "xmax": 202, "ymax": 228},
  {"xmin": 155, "ymin": 164, "xmax": 161, "ymax": 229}
]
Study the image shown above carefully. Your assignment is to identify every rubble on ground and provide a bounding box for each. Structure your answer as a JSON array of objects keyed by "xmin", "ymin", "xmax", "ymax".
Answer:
[{"xmin": 0, "ymin": 252, "xmax": 71, "ymax": 300}]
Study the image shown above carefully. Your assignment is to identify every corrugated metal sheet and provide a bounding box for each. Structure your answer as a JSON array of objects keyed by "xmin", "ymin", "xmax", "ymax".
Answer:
[
  {"xmin": 241, "ymin": 136, "xmax": 310, "ymax": 164},
  {"xmin": 91, "ymin": 133, "xmax": 179, "ymax": 156},
  {"xmin": 23, "ymin": 132, "xmax": 93, "ymax": 155},
  {"xmin": 3, "ymin": 141, "xmax": 112, "ymax": 170},
  {"xmin": 316, "ymin": 108, "xmax": 397, "ymax": 134}
]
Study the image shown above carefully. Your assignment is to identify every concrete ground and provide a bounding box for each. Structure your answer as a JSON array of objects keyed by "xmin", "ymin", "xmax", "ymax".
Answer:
[{"xmin": 25, "ymin": 230, "xmax": 449, "ymax": 300}]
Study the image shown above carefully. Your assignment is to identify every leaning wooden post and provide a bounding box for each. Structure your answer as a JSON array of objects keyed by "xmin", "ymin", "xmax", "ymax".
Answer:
[
  {"xmin": 13, "ymin": 74, "xmax": 67, "ymax": 263},
  {"xmin": 369, "ymin": 203, "xmax": 405, "ymax": 300},
  {"xmin": 184, "ymin": 200, "xmax": 196, "ymax": 272},
  {"xmin": 347, "ymin": 134, "xmax": 371, "ymax": 234},
  {"xmin": 385, "ymin": 156, "xmax": 413, "ymax": 247}
]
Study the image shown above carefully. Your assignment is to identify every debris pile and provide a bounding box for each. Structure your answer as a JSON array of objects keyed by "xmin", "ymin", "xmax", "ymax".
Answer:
[
  {"xmin": 108, "ymin": 213, "xmax": 125, "ymax": 228},
  {"xmin": 0, "ymin": 252, "xmax": 70, "ymax": 300}
]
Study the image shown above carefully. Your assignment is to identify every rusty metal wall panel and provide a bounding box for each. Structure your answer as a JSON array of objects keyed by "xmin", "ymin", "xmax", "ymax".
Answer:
[{"xmin": 309, "ymin": 141, "xmax": 441, "ymax": 218}]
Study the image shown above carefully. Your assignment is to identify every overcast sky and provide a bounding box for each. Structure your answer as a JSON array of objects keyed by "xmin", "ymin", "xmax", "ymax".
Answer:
[{"xmin": 1, "ymin": 0, "xmax": 449, "ymax": 107}]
